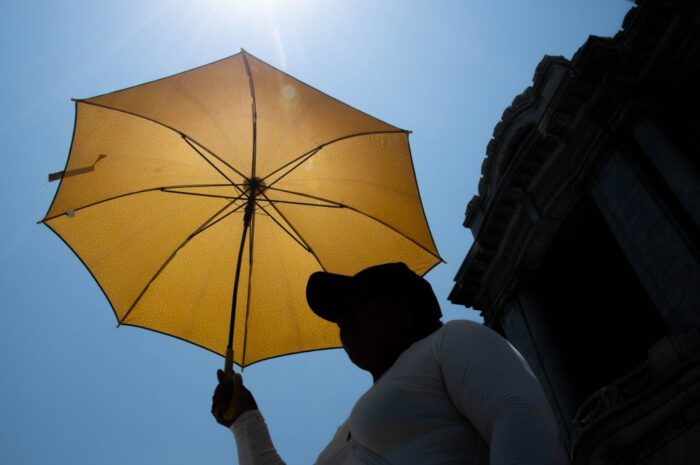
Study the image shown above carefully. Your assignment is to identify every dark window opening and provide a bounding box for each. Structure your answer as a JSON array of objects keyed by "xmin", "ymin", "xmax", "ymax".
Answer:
[
  {"xmin": 654, "ymin": 105, "xmax": 700, "ymax": 175},
  {"xmin": 529, "ymin": 196, "xmax": 667, "ymax": 408}
]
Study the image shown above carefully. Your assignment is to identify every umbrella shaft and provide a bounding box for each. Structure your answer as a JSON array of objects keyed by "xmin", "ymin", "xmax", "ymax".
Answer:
[{"xmin": 225, "ymin": 186, "xmax": 258, "ymax": 372}]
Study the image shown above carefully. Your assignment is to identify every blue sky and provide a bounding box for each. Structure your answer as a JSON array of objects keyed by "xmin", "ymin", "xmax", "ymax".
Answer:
[{"xmin": 1, "ymin": 1, "xmax": 632, "ymax": 464}]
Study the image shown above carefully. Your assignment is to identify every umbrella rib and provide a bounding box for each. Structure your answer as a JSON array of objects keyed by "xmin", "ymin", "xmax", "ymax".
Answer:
[
  {"xmin": 181, "ymin": 136, "xmax": 245, "ymax": 193},
  {"xmin": 161, "ymin": 189, "xmax": 239, "ymax": 201},
  {"xmin": 255, "ymin": 202, "xmax": 311, "ymax": 252},
  {"xmin": 258, "ymin": 198, "xmax": 342, "ymax": 209},
  {"xmin": 265, "ymin": 187, "xmax": 444, "ymax": 263},
  {"xmin": 184, "ymin": 200, "xmax": 252, "ymax": 238},
  {"xmin": 265, "ymin": 187, "xmax": 347, "ymax": 207},
  {"xmin": 259, "ymin": 191, "xmax": 328, "ymax": 271},
  {"xmin": 242, "ymin": 51, "xmax": 258, "ymax": 179},
  {"xmin": 73, "ymin": 99, "xmax": 249, "ymax": 181},
  {"xmin": 118, "ymin": 197, "xmax": 247, "ymax": 325},
  {"xmin": 262, "ymin": 148, "xmax": 321, "ymax": 189},
  {"xmin": 40, "ymin": 183, "xmax": 234, "ymax": 222},
  {"xmin": 246, "ymin": 52, "xmax": 405, "ymax": 136},
  {"xmin": 78, "ymin": 52, "xmax": 245, "ymax": 102},
  {"xmin": 261, "ymin": 130, "xmax": 409, "ymax": 188}
]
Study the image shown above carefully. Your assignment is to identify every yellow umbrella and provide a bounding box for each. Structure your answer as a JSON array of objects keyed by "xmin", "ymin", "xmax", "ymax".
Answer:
[{"xmin": 41, "ymin": 50, "xmax": 442, "ymax": 371}]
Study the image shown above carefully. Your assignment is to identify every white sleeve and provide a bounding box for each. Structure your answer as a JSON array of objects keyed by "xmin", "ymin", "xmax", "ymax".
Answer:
[
  {"xmin": 313, "ymin": 420, "xmax": 356, "ymax": 465},
  {"xmin": 436, "ymin": 321, "xmax": 567, "ymax": 465},
  {"xmin": 230, "ymin": 410, "xmax": 286, "ymax": 465}
]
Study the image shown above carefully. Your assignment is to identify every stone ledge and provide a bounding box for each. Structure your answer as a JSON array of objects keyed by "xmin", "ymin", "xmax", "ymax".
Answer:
[{"xmin": 571, "ymin": 331, "xmax": 700, "ymax": 465}]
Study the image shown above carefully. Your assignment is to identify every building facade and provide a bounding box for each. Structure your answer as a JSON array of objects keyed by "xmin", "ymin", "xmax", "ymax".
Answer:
[{"xmin": 449, "ymin": 1, "xmax": 700, "ymax": 463}]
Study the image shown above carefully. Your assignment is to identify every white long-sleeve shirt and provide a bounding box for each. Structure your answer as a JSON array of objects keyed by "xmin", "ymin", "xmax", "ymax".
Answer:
[{"xmin": 231, "ymin": 320, "xmax": 567, "ymax": 465}]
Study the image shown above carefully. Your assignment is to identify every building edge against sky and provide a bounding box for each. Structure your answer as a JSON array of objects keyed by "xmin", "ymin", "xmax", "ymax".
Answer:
[{"xmin": 449, "ymin": 1, "xmax": 700, "ymax": 463}]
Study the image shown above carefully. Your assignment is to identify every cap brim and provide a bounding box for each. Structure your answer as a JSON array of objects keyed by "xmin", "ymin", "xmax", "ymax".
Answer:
[{"xmin": 306, "ymin": 271, "xmax": 355, "ymax": 322}]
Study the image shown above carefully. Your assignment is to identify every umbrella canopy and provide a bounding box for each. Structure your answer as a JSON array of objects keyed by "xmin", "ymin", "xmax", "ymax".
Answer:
[{"xmin": 42, "ymin": 50, "xmax": 442, "ymax": 368}]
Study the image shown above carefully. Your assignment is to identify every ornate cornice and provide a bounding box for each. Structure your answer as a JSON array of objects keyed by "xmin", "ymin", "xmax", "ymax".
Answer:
[
  {"xmin": 451, "ymin": 0, "xmax": 698, "ymax": 317},
  {"xmin": 449, "ymin": 1, "xmax": 694, "ymax": 315},
  {"xmin": 571, "ymin": 331, "xmax": 700, "ymax": 464}
]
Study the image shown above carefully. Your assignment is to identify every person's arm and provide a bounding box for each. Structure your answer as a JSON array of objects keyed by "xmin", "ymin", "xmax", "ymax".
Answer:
[
  {"xmin": 436, "ymin": 321, "xmax": 567, "ymax": 465},
  {"xmin": 212, "ymin": 370, "xmax": 286, "ymax": 465},
  {"xmin": 230, "ymin": 410, "xmax": 286, "ymax": 465}
]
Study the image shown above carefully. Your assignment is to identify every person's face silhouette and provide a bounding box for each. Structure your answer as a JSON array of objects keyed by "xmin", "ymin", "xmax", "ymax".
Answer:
[{"xmin": 336, "ymin": 297, "xmax": 409, "ymax": 381}]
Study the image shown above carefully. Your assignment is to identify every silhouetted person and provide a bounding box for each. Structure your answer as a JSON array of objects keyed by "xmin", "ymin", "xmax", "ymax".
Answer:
[{"xmin": 212, "ymin": 262, "xmax": 567, "ymax": 464}]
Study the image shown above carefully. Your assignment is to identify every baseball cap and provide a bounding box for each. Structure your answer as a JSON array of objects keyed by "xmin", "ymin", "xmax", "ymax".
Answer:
[{"xmin": 306, "ymin": 262, "xmax": 442, "ymax": 322}]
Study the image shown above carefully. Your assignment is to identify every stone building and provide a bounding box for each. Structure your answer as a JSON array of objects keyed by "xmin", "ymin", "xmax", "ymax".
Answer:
[{"xmin": 449, "ymin": 1, "xmax": 700, "ymax": 463}]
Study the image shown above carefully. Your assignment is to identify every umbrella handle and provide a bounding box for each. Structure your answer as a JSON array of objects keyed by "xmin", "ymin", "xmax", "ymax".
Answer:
[
  {"xmin": 224, "ymin": 348, "xmax": 234, "ymax": 376},
  {"xmin": 223, "ymin": 373, "xmax": 244, "ymax": 421},
  {"xmin": 223, "ymin": 348, "xmax": 243, "ymax": 421}
]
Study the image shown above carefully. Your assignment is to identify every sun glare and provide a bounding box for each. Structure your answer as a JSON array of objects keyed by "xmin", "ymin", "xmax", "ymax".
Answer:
[{"xmin": 200, "ymin": 0, "xmax": 320, "ymax": 69}]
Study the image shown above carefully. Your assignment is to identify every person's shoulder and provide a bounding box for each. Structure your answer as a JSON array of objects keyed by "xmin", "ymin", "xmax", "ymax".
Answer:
[
  {"xmin": 440, "ymin": 319, "xmax": 490, "ymax": 335},
  {"xmin": 432, "ymin": 319, "xmax": 508, "ymax": 351}
]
